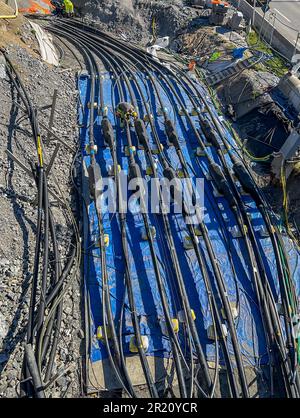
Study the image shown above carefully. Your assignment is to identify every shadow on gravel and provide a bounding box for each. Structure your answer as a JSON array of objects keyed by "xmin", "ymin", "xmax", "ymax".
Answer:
[{"xmin": 0, "ymin": 85, "xmax": 37, "ymax": 378}]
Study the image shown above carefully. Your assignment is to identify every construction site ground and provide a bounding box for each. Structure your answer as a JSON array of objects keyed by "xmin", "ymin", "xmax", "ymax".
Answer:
[{"xmin": 0, "ymin": 0, "xmax": 299, "ymax": 399}]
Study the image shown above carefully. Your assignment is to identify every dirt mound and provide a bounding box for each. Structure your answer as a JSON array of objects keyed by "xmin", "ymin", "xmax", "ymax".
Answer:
[
  {"xmin": 72, "ymin": 0, "xmax": 198, "ymax": 43},
  {"xmin": 0, "ymin": 0, "xmax": 15, "ymax": 16},
  {"xmin": 0, "ymin": 4, "xmax": 38, "ymax": 52},
  {"xmin": 218, "ymin": 70, "xmax": 279, "ymax": 119}
]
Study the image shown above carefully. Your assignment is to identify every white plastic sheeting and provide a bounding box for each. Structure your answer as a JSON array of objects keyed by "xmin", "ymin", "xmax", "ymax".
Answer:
[
  {"xmin": 29, "ymin": 20, "xmax": 59, "ymax": 66},
  {"xmin": 0, "ymin": 55, "xmax": 6, "ymax": 79},
  {"xmin": 147, "ymin": 36, "xmax": 170, "ymax": 58}
]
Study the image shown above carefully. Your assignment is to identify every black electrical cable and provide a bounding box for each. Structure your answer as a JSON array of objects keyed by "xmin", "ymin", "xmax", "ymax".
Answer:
[
  {"xmin": 50, "ymin": 22, "xmax": 268, "ymax": 398},
  {"xmin": 49, "ymin": 19, "xmax": 241, "ymax": 396},
  {"xmin": 101, "ymin": 101, "xmax": 159, "ymax": 397},
  {"xmin": 98, "ymin": 33, "xmax": 239, "ymax": 398},
  {"xmin": 168, "ymin": 67, "xmax": 300, "ymax": 397},
  {"xmin": 48, "ymin": 19, "xmax": 299, "ymax": 398},
  {"xmin": 82, "ymin": 44, "xmax": 137, "ymax": 398},
  {"xmin": 1, "ymin": 45, "xmax": 81, "ymax": 398},
  {"xmin": 113, "ymin": 73, "xmax": 187, "ymax": 398},
  {"xmin": 99, "ymin": 40, "xmax": 210, "ymax": 398},
  {"xmin": 109, "ymin": 49, "xmax": 246, "ymax": 396},
  {"xmin": 51, "ymin": 22, "xmax": 199, "ymax": 398}
]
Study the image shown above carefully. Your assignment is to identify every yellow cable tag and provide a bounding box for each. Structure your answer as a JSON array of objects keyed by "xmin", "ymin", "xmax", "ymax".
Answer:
[{"xmin": 37, "ymin": 135, "xmax": 43, "ymax": 167}]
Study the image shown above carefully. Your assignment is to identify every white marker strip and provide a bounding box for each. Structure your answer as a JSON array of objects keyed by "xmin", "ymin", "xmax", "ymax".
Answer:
[{"xmin": 274, "ymin": 8, "xmax": 291, "ymax": 23}]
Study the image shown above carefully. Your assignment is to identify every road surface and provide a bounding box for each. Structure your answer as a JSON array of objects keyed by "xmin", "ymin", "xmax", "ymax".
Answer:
[{"xmin": 259, "ymin": 0, "xmax": 300, "ymax": 46}]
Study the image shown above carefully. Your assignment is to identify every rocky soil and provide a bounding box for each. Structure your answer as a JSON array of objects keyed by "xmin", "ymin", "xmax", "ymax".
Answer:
[
  {"xmin": 0, "ymin": 24, "xmax": 83, "ymax": 398},
  {"xmin": 73, "ymin": 0, "xmax": 200, "ymax": 44}
]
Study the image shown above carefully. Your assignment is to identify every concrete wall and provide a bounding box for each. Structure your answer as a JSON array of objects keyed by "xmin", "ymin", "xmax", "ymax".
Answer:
[{"xmin": 232, "ymin": 0, "xmax": 300, "ymax": 62}]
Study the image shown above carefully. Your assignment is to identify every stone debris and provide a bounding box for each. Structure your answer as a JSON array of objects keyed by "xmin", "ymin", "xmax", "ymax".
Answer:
[
  {"xmin": 0, "ymin": 26, "xmax": 81, "ymax": 397},
  {"xmin": 73, "ymin": 0, "xmax": 200, "ymax": 44}
]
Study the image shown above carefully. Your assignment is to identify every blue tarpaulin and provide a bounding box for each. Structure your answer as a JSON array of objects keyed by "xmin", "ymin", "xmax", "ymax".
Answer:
[{"xmin": 78, "ymin": 70, "xmax": 300, "ymax": 371}]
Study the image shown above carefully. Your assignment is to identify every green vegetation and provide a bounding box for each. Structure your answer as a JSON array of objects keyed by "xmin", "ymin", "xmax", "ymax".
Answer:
[
  {"xmin": 209, "ymin": 51, "xmax": 222, "ymax": 63},
  {"xmin": 246, "ymin": 30, "xmax": 289, "ymax": 77}
]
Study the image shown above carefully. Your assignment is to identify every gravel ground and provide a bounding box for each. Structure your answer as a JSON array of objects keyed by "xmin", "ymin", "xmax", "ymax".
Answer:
[{"xmin": 0, "ymin": 34, "xmax": 83, "ymax": 398}]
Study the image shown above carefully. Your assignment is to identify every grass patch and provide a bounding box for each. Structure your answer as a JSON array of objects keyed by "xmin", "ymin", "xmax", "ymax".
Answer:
[
  {"xmin": 246, "ymin": 30, "xmax": 289, "ymax": 77},
  {"xmin": 209, "ymin": 51, "xmax": 222, "ymax": 62}
]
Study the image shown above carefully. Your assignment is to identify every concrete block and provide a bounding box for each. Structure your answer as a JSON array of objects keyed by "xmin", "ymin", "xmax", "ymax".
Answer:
[
  {"xmin": 209, "ymin": 13, "xmax": 228, "ymax": 25},
  {"xmin": 271, "ymin": 130, "xmax": 300, "ymax": 180},
  {"xmin": 278, "ymin": 74, "xmax": 300, "ymax": 113},
  {"xmin": 229, "ymin": 11, "xmax": 244, "ymax": 30}
]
